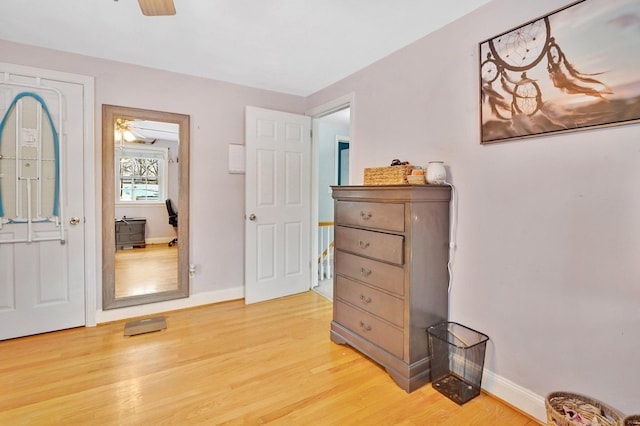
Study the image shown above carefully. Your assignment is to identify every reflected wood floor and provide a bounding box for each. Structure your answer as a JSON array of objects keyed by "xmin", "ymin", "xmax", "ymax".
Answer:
[
  {"xmin": 0, "ymin": 292, "xmax": 540, "ymax": 425},
  {"xmin": 115, "ymin": 243, "xmax": 178, "ymax": 298}
]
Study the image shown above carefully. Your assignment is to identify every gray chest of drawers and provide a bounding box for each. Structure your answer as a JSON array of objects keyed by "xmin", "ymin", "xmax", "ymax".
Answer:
[
  {"xmin": 115, "ymin": 218, "xmax": 146, "ymax": 250},
  {"xmin": 330, "ymin": 185, "xmax": 451, "ymax": 392}
]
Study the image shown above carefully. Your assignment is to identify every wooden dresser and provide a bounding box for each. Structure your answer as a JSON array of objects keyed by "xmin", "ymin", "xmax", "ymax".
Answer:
[{"xmin": 330, "ymin": 185, "xmax": 451, "ymax": 392}]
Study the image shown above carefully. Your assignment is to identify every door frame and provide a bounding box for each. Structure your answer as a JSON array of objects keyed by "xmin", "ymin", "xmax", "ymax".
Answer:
[
  {"xmin": 0, "ymin": 62, "xmax": 96, "ymax": 326},
  {"xmin": 306, "ymin": 92, "xmax": 354, "ymax": 289}
]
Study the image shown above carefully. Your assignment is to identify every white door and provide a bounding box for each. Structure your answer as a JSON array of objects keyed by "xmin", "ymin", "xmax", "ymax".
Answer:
[
  {"xmin": 0, "ymin": 67, "xmax": 86, "ymax": 340},
  {"xmin": 245, "ymin": 106, "xmax": 311, "ymax": 304}
]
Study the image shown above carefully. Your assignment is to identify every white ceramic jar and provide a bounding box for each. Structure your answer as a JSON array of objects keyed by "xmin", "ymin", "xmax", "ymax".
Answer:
[{"xmin": 426, "ymin": 161, "xmax": 446, "ymax": 184}]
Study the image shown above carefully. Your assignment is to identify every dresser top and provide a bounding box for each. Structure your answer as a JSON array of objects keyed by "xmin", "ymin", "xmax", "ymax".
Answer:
[
  {"xmin": 115, "ymin": 217, "xmax": 146, "ymax": 223},
  {"xmin": 331, "ymin": 185, "xmax": 451, "ymax": 202}
]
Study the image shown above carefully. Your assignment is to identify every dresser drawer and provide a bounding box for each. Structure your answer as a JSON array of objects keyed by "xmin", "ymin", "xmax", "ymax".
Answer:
[
  {"xmin": 335, "ymin": 300, "xmax": 403, "ymax": 359},
  {"xmin": 117, "ymin": 232, "xmax": 144, "ymax": 243},
  {"xmin": 336, "ymin": 201, "xmax": 404, "ymax": 232},
  {"xmin": 116, "ymin": 224, "xmax": 144, "ymax": 234},
  {"xmin": 335, "ymin": 250, "xmax": 404, "ymax": 296},
  {"xmin": 336, "ymin": 276, "xmax": 404, "ymax": 327},
  {"xmin": 335, "ymin": 226, "xmax": 403, "ymax": 265}
]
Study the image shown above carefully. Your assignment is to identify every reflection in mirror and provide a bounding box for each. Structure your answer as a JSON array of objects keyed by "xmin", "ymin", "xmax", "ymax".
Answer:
[
  {"xmin": 114, "ymin": 120, "xmax": 179, "ymax": 297},
  {"xmin": 102, "ymin": 105, "xmax": 189, "ymax": 310}
]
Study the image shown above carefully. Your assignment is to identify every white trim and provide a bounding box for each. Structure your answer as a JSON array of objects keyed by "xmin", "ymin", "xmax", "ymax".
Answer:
[
  {"xmin": 115, "ymin": 201, "xmax": 166, "ymax": 207},
  {"xmin": 145, "ymin": 237, "xmax": 175, "ymax": 245},
  {"xmin": 306, "ymin": 93, "xmax": 354, "ymax": 290},
  {"xmin": 0, "ymin": 62, "xmax": 97, "ymax": 327},
  {"xmin": 481, "ymin": 369, "xmax": 546, "ymax": 423},
  {"xmin": 95, "ymin": 286, "xmax": 244, "ymax": 323},
  {"xmin": 310, "ymin": 119, "xmax": 320, "ymax": 288},
  {"xmin": 306, "ymin": 92, "xmax": 355, "ymax": 118},
  {"xmin": 82, "ymin": 73, "xmax": 96, "ymax": 327}
]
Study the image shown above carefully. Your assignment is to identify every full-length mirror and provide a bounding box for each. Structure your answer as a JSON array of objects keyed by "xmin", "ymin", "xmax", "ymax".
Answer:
[{"xmin": 102, "ymin": 105, "xmax": 189, "ymax": 310}]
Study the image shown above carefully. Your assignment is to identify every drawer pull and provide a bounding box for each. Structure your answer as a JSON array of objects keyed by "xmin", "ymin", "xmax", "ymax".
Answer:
[
  {"xmin": 360, "ymin": 294, "xmax": 372, "ymax": 304},
  {"xmin": 360, "ymin": 211, "xmax": 372, "ymax": 220},
  {"xmin": 358, "ymin": 240, "xmax": 370, "ymax": 249},
  {"xmin": 360, "ymin": 267, "xmax": 372, "ymax": 276},
  {"xmin": 359, "ymin": 321, "xmax": 372, "ymax": 332}
]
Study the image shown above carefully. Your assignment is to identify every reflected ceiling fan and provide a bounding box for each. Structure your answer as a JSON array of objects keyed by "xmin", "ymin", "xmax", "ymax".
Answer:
[
  {"xmin": 137, "ymin": 0, "xmax": 176, "ymax": 16},
  {"xmin": 115, "ymin": 118, "xmax": 158, "ymax": 145}
]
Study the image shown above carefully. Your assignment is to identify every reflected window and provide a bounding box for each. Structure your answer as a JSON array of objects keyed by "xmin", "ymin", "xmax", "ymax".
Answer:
[{"xmin": 115, "ymin": 145, "xmax": 168, "ymax": 203}]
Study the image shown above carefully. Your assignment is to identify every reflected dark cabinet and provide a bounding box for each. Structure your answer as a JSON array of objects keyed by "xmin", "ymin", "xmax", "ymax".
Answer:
[
  {"xmin": 115, "ymin": 218, "xmax": 146, "ymax": 250},
  {"xmin": 330, "ymin": 185, "xmax": 451, "ymax": 392}
]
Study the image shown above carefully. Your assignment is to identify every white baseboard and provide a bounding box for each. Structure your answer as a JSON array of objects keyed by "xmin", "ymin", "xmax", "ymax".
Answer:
[
  {"xmin": 482, "ymin": 369, "xmax": 546, "ymax": 423},
  {"xmin": 95, "ymin": 286, "xmax": 244, "ymax": 324},
  {"xmin": 145, "ymin": 237, "xmax": 174, "ymax": 245}
]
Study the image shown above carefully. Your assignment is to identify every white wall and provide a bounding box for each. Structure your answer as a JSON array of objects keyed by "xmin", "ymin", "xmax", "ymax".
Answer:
[
  {"xmin": 306, "ymin": 0, "xmax": 640, "ymax": 417},
  {"xmin": 0, "ymin": 39, "xmax": 306, "ymax": 309}
]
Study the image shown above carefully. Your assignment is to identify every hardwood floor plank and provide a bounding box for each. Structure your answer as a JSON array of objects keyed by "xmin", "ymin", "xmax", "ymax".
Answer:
[{"xmin": 0, "ymin": 292, "xmax": 539, "ymax": 425}]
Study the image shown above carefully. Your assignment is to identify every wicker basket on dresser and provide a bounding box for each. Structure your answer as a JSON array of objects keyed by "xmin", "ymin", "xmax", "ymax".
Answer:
[{"xmin": 330, "ymin": 185, "xmax": 451, "ymax": 392}]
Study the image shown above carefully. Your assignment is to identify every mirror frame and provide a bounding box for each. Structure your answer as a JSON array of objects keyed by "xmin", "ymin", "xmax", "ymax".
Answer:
[{"xmin": 102, "ymin": 104, "xmax": 190, "ymax": 310}]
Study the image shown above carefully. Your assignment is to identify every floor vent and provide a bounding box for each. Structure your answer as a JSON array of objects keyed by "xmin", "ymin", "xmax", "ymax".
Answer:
[{"xmin": 124, "ymin": 316, "xmax": 167, "ymax": 336}]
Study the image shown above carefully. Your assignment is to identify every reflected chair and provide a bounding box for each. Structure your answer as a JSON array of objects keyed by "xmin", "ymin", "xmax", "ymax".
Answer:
[{"xmin": 166, "ymin": 199, "xmax": 178, "ymax": 247}]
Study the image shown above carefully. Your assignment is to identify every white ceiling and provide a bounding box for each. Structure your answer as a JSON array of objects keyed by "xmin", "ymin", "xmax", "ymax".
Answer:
[
  {"xmin": 0, "ymin": 0, "xmax": 491, "ymax": 96},
  {"xmin": 128, "ymin": 120, "xmax": 180, "ymax": 142}
]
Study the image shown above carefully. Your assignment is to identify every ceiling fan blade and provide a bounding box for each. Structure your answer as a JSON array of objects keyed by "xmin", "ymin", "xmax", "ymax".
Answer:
[{"xmin": 137, "ymin": 0, "xmax": 176, "ymax": 16}]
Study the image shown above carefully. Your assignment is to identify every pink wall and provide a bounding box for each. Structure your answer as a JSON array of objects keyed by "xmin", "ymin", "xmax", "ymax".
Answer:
[
  {"xmin": 306, "ymin": 0, "xmax": 640, "ymax": 417},
  {"xmin": 1, "ymin": 39, "xmax": 305, "ymax": 305}
]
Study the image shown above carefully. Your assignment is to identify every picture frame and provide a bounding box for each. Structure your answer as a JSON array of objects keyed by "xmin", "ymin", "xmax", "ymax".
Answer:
[{"xmin": 479, "ymin": 0, "xmax": 640, "ymax": 144}]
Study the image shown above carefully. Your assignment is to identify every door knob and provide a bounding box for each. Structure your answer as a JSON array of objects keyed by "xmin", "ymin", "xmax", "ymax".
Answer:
[
  {"xmin": 69, "ymin": 217, "xmax": 81, "ymax": 225},
  {"xmin": 248, "ymin": 214, "xmax": 257, "ymax": 221}
]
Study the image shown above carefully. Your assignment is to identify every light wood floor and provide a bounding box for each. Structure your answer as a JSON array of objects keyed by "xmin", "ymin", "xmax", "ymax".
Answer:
[
  {"xmin": 0, "ymin": 292, "xmax": 540, "ymax": 425},
  {"xmin": 115, "ymin": 243, "xmax": 178, "ymax": 298}
]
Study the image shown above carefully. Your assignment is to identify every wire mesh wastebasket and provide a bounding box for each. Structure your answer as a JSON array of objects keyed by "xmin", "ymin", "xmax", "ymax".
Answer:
[{"xmin": 427, "ymin": 321, "xmax": 489, "ymax": 405}]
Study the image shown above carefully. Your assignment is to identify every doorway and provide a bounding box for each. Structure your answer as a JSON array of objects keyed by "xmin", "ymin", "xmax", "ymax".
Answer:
[
  {"xmin": 243, "ymin": 96, "xmax": 353, "ymax": 304},
  {"xmin": 337, "ymin": 139, "xmax": 350, "ymax": 186},
  {"xmin": 311, "ymin": 106, "xmax": 351, "ymax": 301}
]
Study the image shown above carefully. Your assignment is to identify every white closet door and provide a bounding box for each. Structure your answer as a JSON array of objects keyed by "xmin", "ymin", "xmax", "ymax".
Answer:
[{"xmin": 0, "ymin": 66, "xmax": 86, "ymax": 340}]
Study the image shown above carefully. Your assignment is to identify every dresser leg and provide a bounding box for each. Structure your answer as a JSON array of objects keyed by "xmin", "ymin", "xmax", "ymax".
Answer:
[
  {"xmin": 386, "ymin": 366, "xmax": 430, "ymax": 393},
  {"xmin": 330, "ymin": 329, "xmax": 349, "ymax": 345}
]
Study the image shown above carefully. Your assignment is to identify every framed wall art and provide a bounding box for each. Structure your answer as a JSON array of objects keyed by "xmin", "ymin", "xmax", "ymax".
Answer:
[{"xmin": 479, "ymin": 0, "xmax": 640, "ymax": 144}]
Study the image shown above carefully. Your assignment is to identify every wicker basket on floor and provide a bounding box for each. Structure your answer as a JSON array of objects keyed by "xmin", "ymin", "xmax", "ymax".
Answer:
[
  {"xmin": 364, "ymin": 165, "xmax": 414, "ymax": 185},
  {"xmin": 545, "ymin": 391, "xmax": 624, "ymax": 426},
  {"xmin": 624, "ymin": 415, "xmax": 640, "ymax": 426}
]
